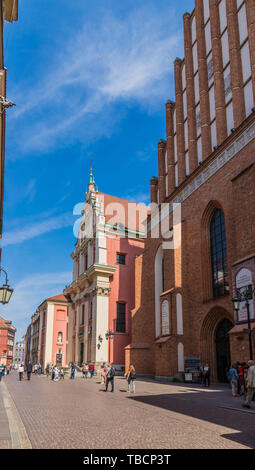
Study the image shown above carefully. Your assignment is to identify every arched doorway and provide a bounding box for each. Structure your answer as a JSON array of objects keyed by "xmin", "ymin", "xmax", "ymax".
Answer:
[
  {"xmin": 215, "ymin": 319, "xmax": 232, "ymax": 383},
  {"xmin": 200, "ymin": 307, "xmax": 234, "ymax": 382}
]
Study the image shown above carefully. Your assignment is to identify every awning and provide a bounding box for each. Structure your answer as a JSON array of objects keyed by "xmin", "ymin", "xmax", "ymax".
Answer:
[
  {"xmin": 155, "ymin": 336, "xmax": 171, "ymax": 344},
  {"xmin": 229, "ymin": 323, "xmax": 255, "ymax": 334}
]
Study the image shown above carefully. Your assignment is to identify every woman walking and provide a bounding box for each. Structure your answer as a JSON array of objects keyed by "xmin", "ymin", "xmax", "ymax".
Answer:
[
  {"xmin": 54, "ymin": 366, "xmax": 59, "ymax": 382},
  {"xmin": 127, "ymin": 365, "xmax": 136, "ymax": 393}
]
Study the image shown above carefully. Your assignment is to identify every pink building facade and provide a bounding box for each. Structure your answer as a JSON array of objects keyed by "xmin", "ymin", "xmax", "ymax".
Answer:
[
  {"xmin": 25, "ymin": 294, "xmax": 70, "ymax": 369},
  {"xmin": 65, "ymin": 172, "xmax": 145, "ymax": 373}
]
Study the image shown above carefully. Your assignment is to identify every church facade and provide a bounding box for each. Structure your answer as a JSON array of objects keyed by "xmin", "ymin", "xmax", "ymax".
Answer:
[
  {"xmin": 65, "ymin": 172, "xmax": 145, "ymax": 373},
  {"xmin": 125, "ymin": 0, "xmax": 255, "ymax": 382}
]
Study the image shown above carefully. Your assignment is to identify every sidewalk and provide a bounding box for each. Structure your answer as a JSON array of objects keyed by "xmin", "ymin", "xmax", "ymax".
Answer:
[
  {"xmin": 0, "ymin": 381, "xmax": 11, "ymax": 449},
  {"xmin": 0, "ymin": 378, "xmax": 32, "ymax": 449}
]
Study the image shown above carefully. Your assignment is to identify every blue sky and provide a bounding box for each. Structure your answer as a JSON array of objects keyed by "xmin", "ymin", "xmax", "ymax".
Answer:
[{"xmin": 1, "ymin": 0, "xmax": 194, "ymax": 340}]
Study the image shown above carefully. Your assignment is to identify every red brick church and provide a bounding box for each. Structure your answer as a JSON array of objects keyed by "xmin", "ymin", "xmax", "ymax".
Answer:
[{"xmin": 125, "ymin": 0, "xmax": 255, "ymax": 382}]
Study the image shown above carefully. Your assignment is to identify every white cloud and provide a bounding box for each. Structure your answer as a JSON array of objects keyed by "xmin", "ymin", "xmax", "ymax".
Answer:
[
  {"xmin": 1, "ymin": 212, "xmax": 75, "ymax": 247},
  {"xmin": 1, "ymin": 271, "xmax": 72, "ymax": 341},
  {"xmin": 8, "ymin": 4, "xmax": 182, "ymax": 156}
]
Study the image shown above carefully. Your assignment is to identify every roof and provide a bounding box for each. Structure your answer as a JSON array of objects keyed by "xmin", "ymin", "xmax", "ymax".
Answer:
[
  {"xmin": 46, "ymin": 294, "xmax": 69, "ymax": 303},
  {"xmin": 98, "ymin": 192, "xmax": 149, "ymax": 234},
  {"xmin": 0, "ymin": 316, "xmax": 15, "ymax": 330},
  {"xmin": 229, "ymin": 323, "xmax": 255, "ymax": 335}
]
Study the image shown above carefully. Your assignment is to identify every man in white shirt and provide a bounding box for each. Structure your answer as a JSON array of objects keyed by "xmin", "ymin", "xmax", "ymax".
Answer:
[
  {"xmin": 18, "ymin": 364, "xmax": 24, "ymax": 381},
  {"xmin": 242, "ymin": 360, "xmax": 255, "ymax": 409}
]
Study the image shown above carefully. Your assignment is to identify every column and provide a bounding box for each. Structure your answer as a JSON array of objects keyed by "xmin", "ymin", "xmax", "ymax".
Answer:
[
  {"xmin": 246, "ymin": 0, "xmax": 255, "ymax": 103},
  {"xmin": 183, "ymin": 12, "xmax": 198, "ymax": 173},
  {"xmin": 158, "ymin": 140, "xmax": 166, "ymax": 203},
  {"xmin": 210, "ymin": 0, "xmax": 228, "ymax": 145},
  {"xmin": 196, "ymin": 0, "xmax": 212, "ymax": 159},
  {"xmin": 166, "ymin": 100, "xmax": 176, "ymax": 195},
  {"xmin": 174, "ymin": 58, "xmax": 186, "ymax": 185},
  {"xmin": 226, "ymin": 0, "xmax": 245, "ymax": 127}
]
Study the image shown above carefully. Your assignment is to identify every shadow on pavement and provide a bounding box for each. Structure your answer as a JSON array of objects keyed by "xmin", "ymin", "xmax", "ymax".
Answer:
[{"xmin": 127, "ymin": 390, "xmax": 255, "ymax": 449}]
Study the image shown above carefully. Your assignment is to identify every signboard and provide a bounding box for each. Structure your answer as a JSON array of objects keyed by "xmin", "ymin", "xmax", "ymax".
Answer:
[
  {"xmin": 161, "ymin": 300, "xmax": 169, "ymax": 336},
  {"xmin": 236, "ymin": 269, "xmax": 254, "ymax": 322}
]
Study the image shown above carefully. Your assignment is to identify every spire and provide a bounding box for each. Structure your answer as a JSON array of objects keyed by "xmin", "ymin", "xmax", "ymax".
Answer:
[{"xmin": 88, "ymin": 159, "xmax": 96, "ymax": 193}]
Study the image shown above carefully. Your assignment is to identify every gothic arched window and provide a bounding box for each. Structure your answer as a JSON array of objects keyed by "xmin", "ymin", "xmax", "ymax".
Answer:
[{"xmin": 210, "ymin": 209, "xmax": 228, "ymax": 298}]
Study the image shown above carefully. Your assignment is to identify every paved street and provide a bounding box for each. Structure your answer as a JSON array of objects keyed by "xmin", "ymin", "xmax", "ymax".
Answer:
[{"xmin": 0, "ymin": 372, "xmax": 254, "ymax": 449}]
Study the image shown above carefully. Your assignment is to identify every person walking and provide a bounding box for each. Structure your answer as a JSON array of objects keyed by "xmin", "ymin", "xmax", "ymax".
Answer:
[
  {"xmin": 60, "ymin": 368, "xmax": 65, "ymax": 380},
  {"xmin": 84, "ymin": 364, "xmax": 89, "ymax": 379},
  {"xmin": 70, "ymin": 363, "xmax": 75, "ymax": 380},
  {"xmin": 100, "ymin": 365, "xmax": 106, "ymax": 385},
  {"xmin": 242, "ymin": 360, "xmax": 255, "ymax": 409},
  {"xmin": 18, "ymin": 364, "xmax": 24, "ymax": 381},
  {"xmin": 54, "ymin": 366, "xmax": 59, "ymax": 382},
  {"xmin": 238, "ymin": 362, "xmax": 245, "ymax": 396},
  {"xmin": 105, "ymin": 363, "xmax": 115, "ymax": 392},
  {"xmin": 46, "ymin": 364, "xmax": 50, "ymax": 378},
  {"xmin": 6, "ymin": 365, "xmax": 10, "ymax": 375},
  {"xmin": 0, "ymin": 365, "xmax": 4, "ymax": 382},
  {"xmin": 27, "ymin": 362, "xmax": 32, "ymax": 381},
  {"xmin": 51, "ymin": 364, "xmax": 55, "ymax": 381},
  {"xmin": 228, "ymin": 364, "xmax": 239, "ymax": 397},
  {"xmin": 89, "ymin": 363, "xmax": 94, "ymax": 379},
  {"xmin": 203, "ymin": 364, "xmax": 211, "ymax": 387},
  {"xmin": 127, "ymin": 365, "xmax": 136, "ymax": 393}
]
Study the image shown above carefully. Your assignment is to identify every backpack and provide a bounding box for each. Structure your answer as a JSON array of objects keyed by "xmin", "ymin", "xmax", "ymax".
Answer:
[{"xmin": 108, "ymin": 367, "xmax": 115, "ymax": 379}]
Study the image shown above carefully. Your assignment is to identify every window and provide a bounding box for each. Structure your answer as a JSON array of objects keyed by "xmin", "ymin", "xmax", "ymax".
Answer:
[
  {"xmin": 117, "ymin": 253, "xmax": 126, "ymax": 265},
  {"xmin": 81, "ymin": 305, "xmax": 85, "ymax": 325},
  {"xmin": 116, "ymin": 303, "xmax": 126, "ymax": 333},
  {"xmin": 210, "ymin": 209, "xmax": 228, "ymax": 298},
  {"xmin": 57, "ymin": 332, "xmax": 63, "ymax": 344}
]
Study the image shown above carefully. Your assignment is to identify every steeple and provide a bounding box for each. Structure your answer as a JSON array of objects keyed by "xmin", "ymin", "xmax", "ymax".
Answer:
[{"xmin": 88, "ymin": 159, "xmax": 95, "ymax": 193}]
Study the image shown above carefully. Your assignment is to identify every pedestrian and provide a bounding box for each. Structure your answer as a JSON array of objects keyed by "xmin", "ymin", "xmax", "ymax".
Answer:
[
  {"xmin": 60, "ymin": 368, "xmax": 65, "ymax": 380},
  {"xmin": 6, "ymin": 365, "xmax": 10, "ymax": 375},
  {"xmin": 100, "ymin": 365, "xmax": 106, "ymax": 384},
  {"xmin": 38, "ymin": 363, "xmax": 42, "ymax": 375},
  {"xmin": 242, "ymin": 360, "xmax": 255, "ymax": 409},
  {"xmin": 27, "ymin": 362, "xmax": 32, "ymax": 381},
  {"xmin": 203, "ymin": 364, "xmax": 210, "ymax": 387},
  {"xmin": 127, "ymin": 365, "xmax": 136, "ymax": 393},
  {"xmin": 238, "ymin": 362, "xmax": 245, "ymax": 396},
  {"xmin": 0, "ymin": 365, "xmax": 4, "ymax": 382},
  {"xmin": 34, "ymin": 364, "xmax": 38, "ymax": 374},
  {"xmin": 84, "ymin": 364, "xmax": 89, "ymax": 378},
  {"xmin": 51, "ymin": 364, "xmax": 55, "ymax": 381},
  {"xmin": 105, "ymin": 363, "xmax": 115, "ymax": 392},
  {"xmin": 18, "ymin": 364, "xmax": 24, "ymax": 381},
  {"xmin": 228, "ymin": 364, "xmax": 239, "ymax": 397},
  {"xmin": 46, "ymin": 364, "xmax": 50, "ymax": 378},
  {"xmin": 70, "ymin": 363, "xmax": 75, "ymax": 380},
  {"xmin": 199, "ymin": 364, "xmax": 204, "ymax": 384},
  {"xmin": 82, "ymin": 365, "xmax": 86, "ymax": 378},
  {"xmin": 54, "ymin": 366, "xmax": 59, "ymax": 382},
  {"xmin": 89, "ymin": 363, "xmax": 94, "ymax": 378}
]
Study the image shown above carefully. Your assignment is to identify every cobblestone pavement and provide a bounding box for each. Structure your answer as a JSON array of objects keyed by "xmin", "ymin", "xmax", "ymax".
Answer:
[
  {"xmin": 2, "ymin": 372, "xmax": 255, "ymax": 449},
  {"xmin": 0, "ymin": 382, "xmax": 11, "ymax": 449}
]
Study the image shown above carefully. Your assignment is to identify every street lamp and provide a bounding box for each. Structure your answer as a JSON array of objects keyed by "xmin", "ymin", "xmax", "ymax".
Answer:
[
  {"xmin": 0, "ymin": 268, "xmax": 13, "ymax": 304},
  {"xmin": 232, "ymin": 287, "xmax": 254, "ymax": 361},
  {"xmin": 105, "ymin": 330, "xmax": 114, "ymax": 363}
]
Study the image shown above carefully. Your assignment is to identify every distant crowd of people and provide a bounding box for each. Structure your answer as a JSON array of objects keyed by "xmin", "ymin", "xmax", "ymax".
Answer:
[{"xmin": 227, "ymin": 360, "xmax": 255, "ymax": 409}]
